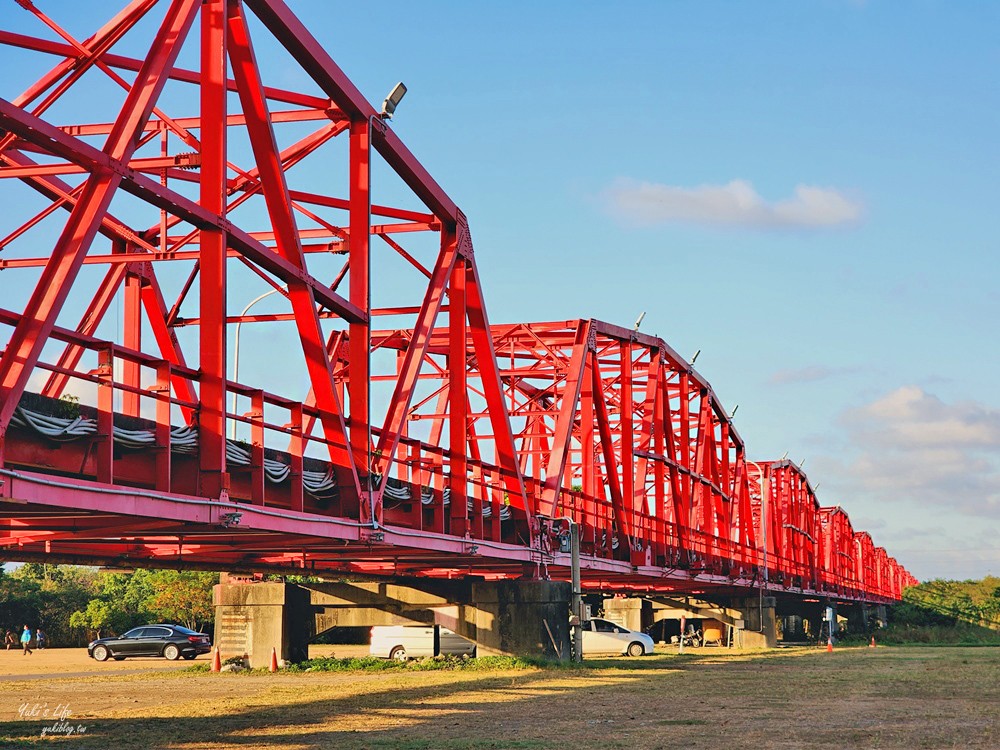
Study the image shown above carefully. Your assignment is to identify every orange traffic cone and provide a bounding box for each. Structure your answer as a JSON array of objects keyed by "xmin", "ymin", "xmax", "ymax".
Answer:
[
  {"xmin": 269, "ymin": 646, "xmax": 278, "ymax": 673},
  {"xmin": 826, "ymin": 637, "xmax": 833, "ymax": 653},
  {"xmin": 211, "ymin": 646, "xmax": 221, "ymax": 672},
  {"xmin": 869, "ymin": 636, "xmax": 876, "ymax": 648}
]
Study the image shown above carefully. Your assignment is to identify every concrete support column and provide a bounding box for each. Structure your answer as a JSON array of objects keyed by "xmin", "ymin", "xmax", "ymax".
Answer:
[
  {"xmin": 214, "ymin": 581, "xmax": 312, "ymax": 668},
  {"xmin": 806, "ymin": 614, "xmax": 823, "ymax": 640},
  {"xmin": 459, "ymin": 580, "xmax": 571, "ymax": 659},
  {"xmin": 736, "ymin": 596, "xmax": 777, "ymax": 648},
  {"xmin": 876, "ymin": 604, "xmax": 888, "ymax": 628},
  {"xmin": 845, "ymin": 604, "xmax": 868, "ymax": 634},
  {"xmin": 602, "ymin": 597, "xmax": 646, "ymax": 632}
]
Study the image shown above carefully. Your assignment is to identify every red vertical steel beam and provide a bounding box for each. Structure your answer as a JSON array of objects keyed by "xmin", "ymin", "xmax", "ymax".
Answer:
[
  {"xmin": 658, "ymin": 368, "xmax": 684, "ymax": 546},
  {"xmin": 288, "ymin": 402, "xmax": 304, "ymax": 513},
  {"xmin": 448, "ymin": 250, "xmax": 469, "ymax": 536},
  {"xmin": 581, "ymin": 353, "xmax": 596, "ymax": 501},
  {"xmin": 538, "ymin": 320, "xmax": 590, "ymax": 518},
  {"xmin": 0, "ymin": 0, "xmax": 199, "ymax": 446},
  {"xmin": 718, "ymin": 420, "xmax": 732, "ymax": 559},
  {"xmin": 95, "ymin": 346, "xmax": 115, "ymax": 485},
  {"xmin": 154, "ymin": 360, "xmax": 172, "ymax": 492},
  {"xmin": 227, "ymin": 4, "xmax": 360, "ymax": 504},
  {"xmin": 679, "ymin": 373, "xmax": 692, "ymax": 531},
  {"xmin": 620, "ymin": 341, "xmax": 636, "ymax": 538},
  {"xmin": 633, "ymin": 350, "xmax": 661, "ymax": 514},
  {"xmin": 249, "ymin": 389, "xmax": 265, "ymax": 505},
  {"xmin": 348, "ymin": 117, "xmax": 371, "ymax": 472},
  {"xmin": 122, "ymin": 266, "xmax": 143, "ymax": 417},
  {"xmin": 198, "ymin": 0, "xmax": 229, "ymax": 498}
]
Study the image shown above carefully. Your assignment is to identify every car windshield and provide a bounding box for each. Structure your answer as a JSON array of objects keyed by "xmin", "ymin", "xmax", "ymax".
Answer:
[
  {"xmin": 172, "ymin": 625, "xmax": 199, "ymax": 634},
  {"xmin": 122, "ymin": 628, "xmax": 144, "ymax": 638}
]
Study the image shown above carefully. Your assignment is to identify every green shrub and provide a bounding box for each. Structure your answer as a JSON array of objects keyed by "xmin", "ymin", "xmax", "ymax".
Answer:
[{"xmin": 284, "ymin": 654, "xmax": 554, "ymax": 673}]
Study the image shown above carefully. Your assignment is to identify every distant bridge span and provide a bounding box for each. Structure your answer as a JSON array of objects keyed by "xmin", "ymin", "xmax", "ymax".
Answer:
[{"xmin": 0, "ymin": 0, "xmax": 913, "ymax": 607}]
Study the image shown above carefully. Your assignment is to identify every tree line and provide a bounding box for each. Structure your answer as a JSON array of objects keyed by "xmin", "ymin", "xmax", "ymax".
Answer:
[
  {"xmin": 893, "ymin": 576, "xmax": 1000, "ymax": 629},
  {"xmin": 0, "ymin": 564, "xmax": 216, "ymax": 647}
]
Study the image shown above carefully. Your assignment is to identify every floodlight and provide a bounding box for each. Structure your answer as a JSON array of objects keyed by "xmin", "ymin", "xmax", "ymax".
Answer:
[{"xmin": 381, "ymin": 82, "xmax": 407, "ymax": 119}]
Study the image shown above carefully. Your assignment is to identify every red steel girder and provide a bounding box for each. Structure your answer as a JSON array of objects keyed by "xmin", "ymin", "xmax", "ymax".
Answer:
[{"xmin": 0, "ymin": 1, "xmax": 913, "ymax": 601}]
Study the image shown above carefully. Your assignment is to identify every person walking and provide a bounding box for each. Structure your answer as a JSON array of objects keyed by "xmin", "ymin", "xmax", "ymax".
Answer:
[
  {"xmin": 36, "ymin": 629, "xmax": 46, "ymax": 650},
  {"xmin": 20, "ymin": 625, "xmax": 32, "ymax": 655}
]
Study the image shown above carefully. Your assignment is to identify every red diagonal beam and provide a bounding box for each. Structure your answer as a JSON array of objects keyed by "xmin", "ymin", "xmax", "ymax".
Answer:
[
  {"xmin": 227, "ymin": 2, "xmax": 359, "ymax": 494},
  {"xmin": 464, "ymin": 246, "xmax": 531, "ymax": 515},
  {"xmin": 538, "ymin": 320, "xmax": 590, "ymax": 518},
  {"xmin": 0, "ymin": 0, "xmax": 199, "ymax": 440},
  {"xmin": 0, "ymin": 148, "xmax": 152, "ymax": 249},
  {"xmin": 42, "ymin": 262, "xmax": 126, "ymax": 398},
  {"xmin": 374, "ymin": 236, "xmax": 458, "ymax": 503},
  {"xmin": 2, "ymin": 0, "xmax": 158, "ymax": 148},
  {"xmin": 243, "ymin": 0, "xmax": 459, "ymax": 224},
  {"xmin": 0, "ymin": 101, "xmax": 366, "ymax": 324},
  {"xmin": 589, "ymin": 349, "xmax": 632, "ymax": 545},
  {"xmin": 0, "ymin": 29, "xmax": 329, "ymax": 109}
]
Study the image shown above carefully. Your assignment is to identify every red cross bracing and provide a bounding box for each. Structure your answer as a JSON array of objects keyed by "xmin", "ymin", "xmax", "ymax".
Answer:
[{"xmin": 0, "ymin": 0, "xmax": 915, "ymax": 602}]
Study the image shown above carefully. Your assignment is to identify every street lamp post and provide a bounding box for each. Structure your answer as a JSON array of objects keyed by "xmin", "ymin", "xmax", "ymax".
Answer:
[
  {"xmin": 554, "ymin": 515, "xmax": 583, "ymax": 663},
  {"xmin": 231, "ymin": 286, "xmax": 285, "ymax": 439}
]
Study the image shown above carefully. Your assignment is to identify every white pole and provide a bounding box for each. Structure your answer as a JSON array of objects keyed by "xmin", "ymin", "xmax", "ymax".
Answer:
[{"xmin": 231, "ymin": 287, "xmax": 285, "ymax": 439}]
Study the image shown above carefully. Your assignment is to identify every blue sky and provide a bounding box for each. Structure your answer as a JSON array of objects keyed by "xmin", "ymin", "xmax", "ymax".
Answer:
[
  {"xmin": 1, "ymin": 1, "xmax": 997, "ymax": 580},
  {"xmin": 298, "ymin": 0, "xmax": 1000, "ymax": 580}
]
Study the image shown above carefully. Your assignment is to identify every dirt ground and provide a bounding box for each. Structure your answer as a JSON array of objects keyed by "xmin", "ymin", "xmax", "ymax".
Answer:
[
  {"xmin": 0, "ymin": 645, "xmax": 995, "ymax": 749},
  {"xmin": 0, "ymin": 645, "xmax": 358, "ymax": 681}
]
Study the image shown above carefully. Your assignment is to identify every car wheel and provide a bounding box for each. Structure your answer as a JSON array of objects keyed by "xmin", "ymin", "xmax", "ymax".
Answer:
[
  {"xmin": 163, "ymin": 644, "xmax": 180, "ymax": 661},
  {"xmin": 389, "ymin": 646, "xmax": 408, "ymax": 662},
  {"xmin": 92, "ymin": 645, "xmax": 110, "ymax": 662},
  {"xmin": 627, "ymin": 642, "xmax": 645, "ymax": 657},
  {"xmin": 183, "ymin": 653, "xmax": 196, "ymax": 660}
]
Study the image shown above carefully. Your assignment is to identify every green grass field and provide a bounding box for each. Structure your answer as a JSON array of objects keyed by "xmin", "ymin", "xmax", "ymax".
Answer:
[{"xmin": 1, "ymin": 646, "xmax": 996, "ymax": 749}]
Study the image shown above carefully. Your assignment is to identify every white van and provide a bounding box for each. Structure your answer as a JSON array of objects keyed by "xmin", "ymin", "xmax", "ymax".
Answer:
[{"xmin": 369, "ymin": 625, "xmax": 477, "ymax": 661}]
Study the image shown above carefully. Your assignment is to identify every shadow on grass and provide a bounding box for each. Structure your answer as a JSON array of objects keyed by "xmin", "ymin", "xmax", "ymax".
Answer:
[
  {"xmin": 0, "ymin": 651, "xmax": 763, "ymax": 750},
  {"xmin": 3, "ymin": 647, "xmax": 967, "ymax": 750}
]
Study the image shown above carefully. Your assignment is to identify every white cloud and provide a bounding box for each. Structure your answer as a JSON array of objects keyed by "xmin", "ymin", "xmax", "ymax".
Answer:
[
  {"xmin": 603, "ymin": 178, "xmax": 863, "ymax": 229},
  {"xmin": 831, "ymin": 386, "xmax": 1000, "ymax": 517}
]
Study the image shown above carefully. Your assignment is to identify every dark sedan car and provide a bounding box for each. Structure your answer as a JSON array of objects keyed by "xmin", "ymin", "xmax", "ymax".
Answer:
[{"xmin": 88, "ymin": 624, "xmax": 211, "ymax": 662}]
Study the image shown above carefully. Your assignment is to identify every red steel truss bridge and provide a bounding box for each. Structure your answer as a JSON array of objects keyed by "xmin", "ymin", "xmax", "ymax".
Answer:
[{"xmin": 0, "ymin": 0, "xmax": 914, "ymax": 605}]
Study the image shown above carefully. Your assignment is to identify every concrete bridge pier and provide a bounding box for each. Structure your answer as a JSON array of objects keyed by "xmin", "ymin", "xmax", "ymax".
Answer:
[
  {"xmin": 602, "ymin": 597, "xmax": 646, "ymax": 631},
  {"xmin": 844, "ymin": 603, "xmax": 870, "ymax": 634},
  {"xmin": 735, "ymin": 596, "xmax": 778, "ymax": 648},
  {"xmin": 213, "ymin": 579, "xmax": 312, "ymax": 668},
  {"xmin": 876, "ymin": 604, "xmax": 888, "ymax": 628},
  {"xmin": 467, "ymin": 580, "xmax": 571, "ymax": 658},
  {"xmin": 215, "ymin": 576, "xmax": 571, "ymax": 664}
]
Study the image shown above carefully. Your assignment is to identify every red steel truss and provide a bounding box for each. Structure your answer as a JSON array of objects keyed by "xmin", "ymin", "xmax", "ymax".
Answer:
[{"xmin": 0, "ymin": 0, "xmax": 914, "ymax": 603}]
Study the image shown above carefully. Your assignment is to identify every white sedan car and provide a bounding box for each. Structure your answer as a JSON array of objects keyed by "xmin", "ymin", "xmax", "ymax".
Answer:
[{"xmin": 581, "ymin": 618, "xmax": 656, "ymax": 656}]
